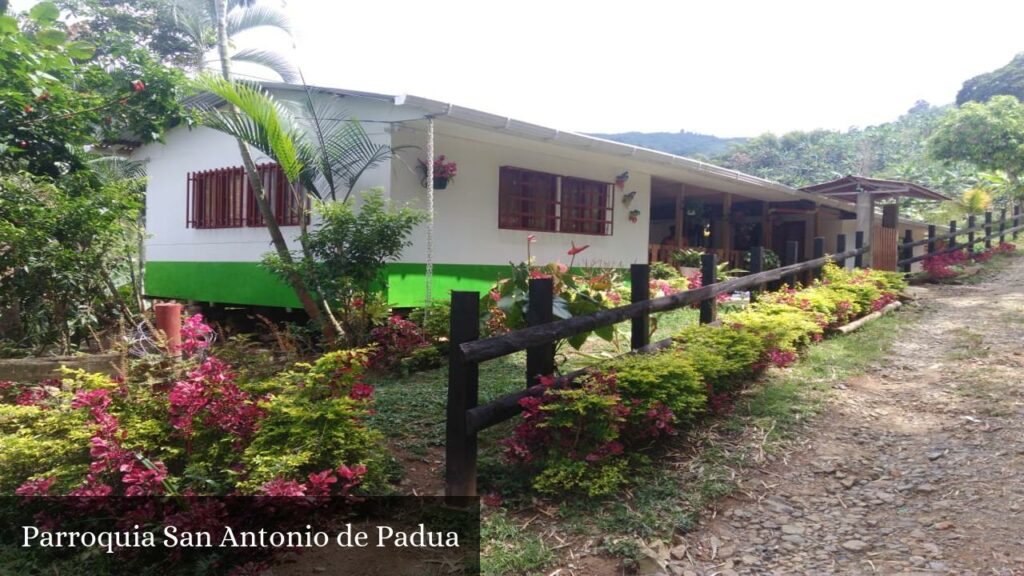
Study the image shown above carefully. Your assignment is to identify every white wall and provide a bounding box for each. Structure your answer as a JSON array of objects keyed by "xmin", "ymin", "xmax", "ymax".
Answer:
[
  {"xmin": 390, "ymin": 123, "xmax": 652, "ymax": 269},
  {"xmin": 133, "ymin": 89, "xmax": 398, "ymax": 264}
]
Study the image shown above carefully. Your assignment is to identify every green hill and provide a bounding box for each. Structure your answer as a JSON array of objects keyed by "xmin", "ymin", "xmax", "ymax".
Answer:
[{"xmin": 590, "ymin": 130, "xmax": 746, "ymax": 159}]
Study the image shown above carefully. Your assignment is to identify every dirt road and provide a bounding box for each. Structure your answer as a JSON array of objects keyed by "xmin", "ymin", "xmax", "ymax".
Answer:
[{"xmin": 678, "ymin": 258, "xmax": 1024, "ymax": 575}]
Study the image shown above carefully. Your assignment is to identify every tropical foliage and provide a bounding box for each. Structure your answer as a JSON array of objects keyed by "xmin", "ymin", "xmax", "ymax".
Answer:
[{"xmin": 0, "ymin": 3, "xmax": 182, "ymax": 354}]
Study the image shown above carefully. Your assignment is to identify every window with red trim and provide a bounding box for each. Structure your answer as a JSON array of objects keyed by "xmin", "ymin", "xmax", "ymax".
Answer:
[
  {"xmin": 561, "ymin": 177, "xmax": 613, "ymax": 235},
  {"xmin": 186, "ymin": 163, "xmax": 305, "ymax": 229},
  {"xmin": 498, "ymin": 166, "xmax": 558, "ymax": 232},
  {"xmin": 497, "ymin": 166, "xmax": 613, "ymax": 235}
]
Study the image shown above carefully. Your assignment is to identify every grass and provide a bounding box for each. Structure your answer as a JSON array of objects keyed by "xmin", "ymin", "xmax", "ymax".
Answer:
[
  {"xmin": 367, "ymin": 306, "xmax": 702, "ymax": 457},
  {"xmin": 480, "ymin": 511, "xmax": 556, "ymax": 576}
]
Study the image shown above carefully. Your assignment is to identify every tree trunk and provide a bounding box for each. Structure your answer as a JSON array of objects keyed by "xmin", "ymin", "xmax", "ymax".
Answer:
[{"xmin": 208, "ymin": 0, "xmax": 335, "ymax": 344}]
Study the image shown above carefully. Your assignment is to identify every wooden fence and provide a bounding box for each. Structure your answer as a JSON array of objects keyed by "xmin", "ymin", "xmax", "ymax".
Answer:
[
  {"xmin": 444, "ymin": 234, "xmax": 870, "ymax": 497},
  {"xmin": 897, "ymin": 205, "xmax": 1023, "ymax": 271}
]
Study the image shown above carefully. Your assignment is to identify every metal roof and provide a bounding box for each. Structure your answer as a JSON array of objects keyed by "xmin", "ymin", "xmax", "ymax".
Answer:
[
  {"xmin": 802, "ymin": 175, "xmax": 951, "ymax": 203},
  {"xmin": 207, "ymin": 81, "xmax": 859, "ymax": 213}
]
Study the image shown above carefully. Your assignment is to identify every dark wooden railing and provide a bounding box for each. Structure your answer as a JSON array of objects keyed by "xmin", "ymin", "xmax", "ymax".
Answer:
[
  {"xmin": 444, "ymin": 234, "xmax": 870, "ymax": 497},
  {"xmin": 897, "ymin": 205, "xmax": 1023, "ymax": 272}
]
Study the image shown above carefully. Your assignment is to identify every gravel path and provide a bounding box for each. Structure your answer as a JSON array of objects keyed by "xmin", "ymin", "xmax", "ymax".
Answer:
[{"xmin": 673, "ymin": 258, "xmax": 1024, "ymax": 575}]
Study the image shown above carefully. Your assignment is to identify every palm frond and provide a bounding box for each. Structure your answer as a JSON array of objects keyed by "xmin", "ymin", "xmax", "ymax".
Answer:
[
  {"xmin": 226, "ymin": 4, "xmax": 292, "ymax": 37},
  {"xmin": 231, "ymin": 48, "xmax": 299, "ymax": 83},
  {"xmin": 192, "ymin": 75, "xmax": 304, "ymax": 181},
  {"xmin": 317, "ymin": 119, "xmax": 402, "ymax": 202},
  {"xmin": 87, "ymin": 156, "xmax": 147, "ymax": 182}
]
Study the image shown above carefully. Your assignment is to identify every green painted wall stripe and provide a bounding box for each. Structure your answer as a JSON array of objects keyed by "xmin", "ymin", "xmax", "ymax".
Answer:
[
  {"xmin": 145, "ymin": 261, "xmax": 509, "ymax": 309},
  {"xmin": 146, "ymin": 261, "xmax": 629, "ymax": 309},
  {"xmin": 386, "ymin": 262, "xmax": 508, "ymax": 307},
  {"xmin": 145, "ymin": 261, "xmax": 301, "ymax": 308}
]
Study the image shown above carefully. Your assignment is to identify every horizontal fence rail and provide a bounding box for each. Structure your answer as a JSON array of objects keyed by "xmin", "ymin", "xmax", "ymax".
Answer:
[
  {"xmin": 458, "ymin": 245, "xmax": 868, "ymax": 365},
  {"xmin": 444, "ymin": 235, "xmax": 869, "ymax": 497},
  {"xmin": 897, "ymin": 206, "xmax": 1023, "ymax": 270}
]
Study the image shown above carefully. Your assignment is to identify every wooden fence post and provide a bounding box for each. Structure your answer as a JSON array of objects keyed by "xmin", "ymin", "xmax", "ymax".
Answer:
[
  {"xmin": 526, "ymin": 278, "xmax": 554, "ymax": 387},
  {"xmin": 812, "ymin": 236, "xmax": 825, "ymax": 281},
  {"xmin": 785, "ymin": 240, "xmax": 799, "ymax": 287},
  {"xmin": 630, "ymin": 264, "xmax": 650, "ymax": 350},
  {"xmin": 446, "ymin": 292, "xmax": 480, "ymax": 498},
  {"xmin": 1014, "ymin": 204, "xmax": 1021, "ymax": 240},
  {"xmin": 854, "ymin": 231, "xmax": 864, "ymax": 268},
  {"xmin": 985, "ymin": 211, "xmax": 993, "ymax": 249},
  {"xmin": 948, "ymin": 220, "xmax": 957, "ymax": 250},
  {"xmin": 901, "ymin": 229, "xmax": 913, "ymax": 273},
  {"xmin": 699, "ymin": 253, "xmax": 717, "ymax": 325},
  {"xmin": 927, "ymin": 225, "xmax": 937, "ymax": 255},
  {"xmin": 999, "ymin": 208, "xmax": 1007, "ymax": 245},
  {"xmin": 748, "ymin": 246, "xmax": 764, "ymax": 303},
  {"xmin": 836, "ymin": 234, "xmax": 847, "ymax": 268},
  {"xmin": 968, "ymin": 214, "xmax": 976, "ymax": 248}
]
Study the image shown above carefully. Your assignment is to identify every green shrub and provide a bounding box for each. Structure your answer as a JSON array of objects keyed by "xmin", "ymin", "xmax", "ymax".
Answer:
[
  {"xmin": 0, "ymin": 326, "xmax": 390, "ymax": 498},
  {"xmin": 722, "ymin": 302, "xmax": 823, "ymax": 352},
  {"xmin": 672, "ymin": 325, "xmax": 765, "ymax": 394},
  {"xmin": 606, "ymin": 351, "xmax": 706, "ymax": 425},
  {"xmin": 649, "ymin": 261, "xmax": 680, "ymax": 280},
  {"xmin": 407, "ymin": 303, "xmax": 452, "ymax": 342}
]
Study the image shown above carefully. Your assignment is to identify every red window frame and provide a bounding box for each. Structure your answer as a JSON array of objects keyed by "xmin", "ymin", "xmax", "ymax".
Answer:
[
  {"xmin": 186, "ymin": 163, "xmax": 306, "ymax": 229},
  {"xmin": 497, "ymin": 166, "xmax": 613, "ymax": 236},
  {"xmin": 498, "ymin": 166, "xmax": 558, "ymax": 232},
  {"xmin": 560, "ymin": 177, "xmax": 613, "ymax": 236}
]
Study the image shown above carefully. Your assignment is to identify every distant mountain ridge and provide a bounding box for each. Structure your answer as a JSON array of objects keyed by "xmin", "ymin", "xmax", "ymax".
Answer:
[{"xmin": 589, "ymin": 130, "xmax": 747, "ymax": 159}]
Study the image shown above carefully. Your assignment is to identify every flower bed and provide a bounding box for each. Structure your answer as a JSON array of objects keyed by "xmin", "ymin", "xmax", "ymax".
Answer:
[
  {"xmin": 499, "ymin": 264, "xmax": 906, "ymax": 496},
  {"xmin": 921, "ymin": 242, "xmax": 1017, "ymax": 280},
  {"xmin": 0, "ymin": 316, "xmax": 388, "ymax": 498}
]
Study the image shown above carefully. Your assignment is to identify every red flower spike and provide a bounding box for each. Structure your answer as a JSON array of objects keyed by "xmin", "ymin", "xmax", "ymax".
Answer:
[
  {"xmin": 132, "ymin": 80, "xmax": 146, "ymax": 92},
  {"xmin": 567, "ymin": 242, "xmax": 590, "ymax": 256}
]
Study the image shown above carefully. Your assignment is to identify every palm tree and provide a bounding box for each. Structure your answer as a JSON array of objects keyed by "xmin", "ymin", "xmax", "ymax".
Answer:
[
  {"xmin": 170, "ymin": 0, "xmax": 298, "ymax": 81},
  {"xmin": 193, "ymin": 74, "xmax": 406, "ymax": 339},
  {"xmin": 206, "ymin": 0, "xmax": 332, "ymax": 340}
]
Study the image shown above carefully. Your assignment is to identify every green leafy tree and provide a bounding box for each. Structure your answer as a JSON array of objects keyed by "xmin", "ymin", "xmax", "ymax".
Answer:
[
  {"xmin": 0, "ymin": 172, "xmax": 142, "ymax": 352},
  {"xmin": 0, "ymin": 2, "xmax": 183, "ymax": 175},
  {"xmin": 58, "ymin": 0, "xmax": 297, "ymax": 80},
  {"xmin": 956, "ymin": 53, "xmax": 1024, "ymax": 106},
  {"xmin": 192, "ymin": 74, "xmax": 408, "ymax": 343},
  {"xmin": 928, "ymin": 95, "xmax": 1024, "ymax": 204}
]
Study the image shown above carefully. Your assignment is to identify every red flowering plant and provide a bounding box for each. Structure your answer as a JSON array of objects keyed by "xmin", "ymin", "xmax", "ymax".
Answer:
[
  {"xmin": 1, "ymin": 317, "xmax": 388, "ymax": 499},
  {"xmin": 483, "ymin": 239, "xmax": 626, "ymax": 351},
  {"xmin": 418, "ymin": 155, "xmax": 458, "ymax": 182},
  {"xmin": 501, "ymin": 351, "xmax": 706, "ymax": 496},
  {"xmin": 923, "ymin": 249, "xmax": 970, "ymax": 280}
]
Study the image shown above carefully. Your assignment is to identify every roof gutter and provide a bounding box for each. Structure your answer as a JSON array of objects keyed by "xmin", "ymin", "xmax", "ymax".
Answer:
[{"xmin": 394, "ymin": 94, "xmax": 854, "ymax": 214}]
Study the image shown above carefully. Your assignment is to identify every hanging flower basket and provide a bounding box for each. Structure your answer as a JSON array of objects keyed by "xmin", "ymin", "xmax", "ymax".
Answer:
[{"xmin": 419, "ymin": 155, "xmax": 458, "ymax": 189}]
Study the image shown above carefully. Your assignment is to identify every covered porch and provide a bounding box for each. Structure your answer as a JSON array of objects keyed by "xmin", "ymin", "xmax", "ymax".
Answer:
[{"xmin": 647, "ymin": 177, "xmax": 856, "ymax": 270}]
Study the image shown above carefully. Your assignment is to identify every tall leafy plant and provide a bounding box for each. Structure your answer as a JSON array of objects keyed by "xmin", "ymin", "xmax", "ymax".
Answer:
[{"xmin": 193, "ymin": 75, "xmax": 415, "ymax": 343}]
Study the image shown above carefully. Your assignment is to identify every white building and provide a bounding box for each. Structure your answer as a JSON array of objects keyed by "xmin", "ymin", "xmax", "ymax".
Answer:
[{"xmin": 133, "ymin": 83, "xmax": 926, "ymax": 309}]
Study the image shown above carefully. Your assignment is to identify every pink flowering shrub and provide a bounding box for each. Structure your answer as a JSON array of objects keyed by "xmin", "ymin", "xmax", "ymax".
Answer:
[
  {"xmin": 503, "ymin": 352, "xmax": 705, "ymax": 495},
  {"xmin": 368, "ymin": 315, "xmax": 432, "ymax": 372},
  {"xmin": 493, "ymin": 264, "xmax": 908, "ymax": 497},
  {"xmin": 0, "ymin": 318, "xmax": 387, "ymax": 498},
  {"xmin": 923, "ymin": 249, "xmax": 970, "ymax": 279},
  {"xmin": 179, "ymin": 313, "xmax": 213, "ymax": 356}
]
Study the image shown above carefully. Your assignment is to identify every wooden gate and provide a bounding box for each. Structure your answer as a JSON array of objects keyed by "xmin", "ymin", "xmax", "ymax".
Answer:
[{"xmin": 871, "ymin": 204, "xmax": 899, "ymax": 271}]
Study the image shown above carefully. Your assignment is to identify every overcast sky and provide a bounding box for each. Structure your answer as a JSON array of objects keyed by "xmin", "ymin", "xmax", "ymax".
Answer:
[{"xmin": 16, "ymin": 0, "xmax": 1024, "ymax": 136}]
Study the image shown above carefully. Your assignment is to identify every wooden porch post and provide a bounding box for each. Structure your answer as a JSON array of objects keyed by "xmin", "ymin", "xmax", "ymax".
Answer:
[
  {"xmin": 855, "ymin": 188, "xmax": 873, "ymax": 267},
  {"xmin": 721, "ymin": 192, "xmax": 733, "ymax": 255},
  {"xmin": 762, "ymin": 202, "xmax": 772, "ymax": 249},
  {"xmin": 674, "ymin": 184, "xmax": 685, "ymax": 248}
]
